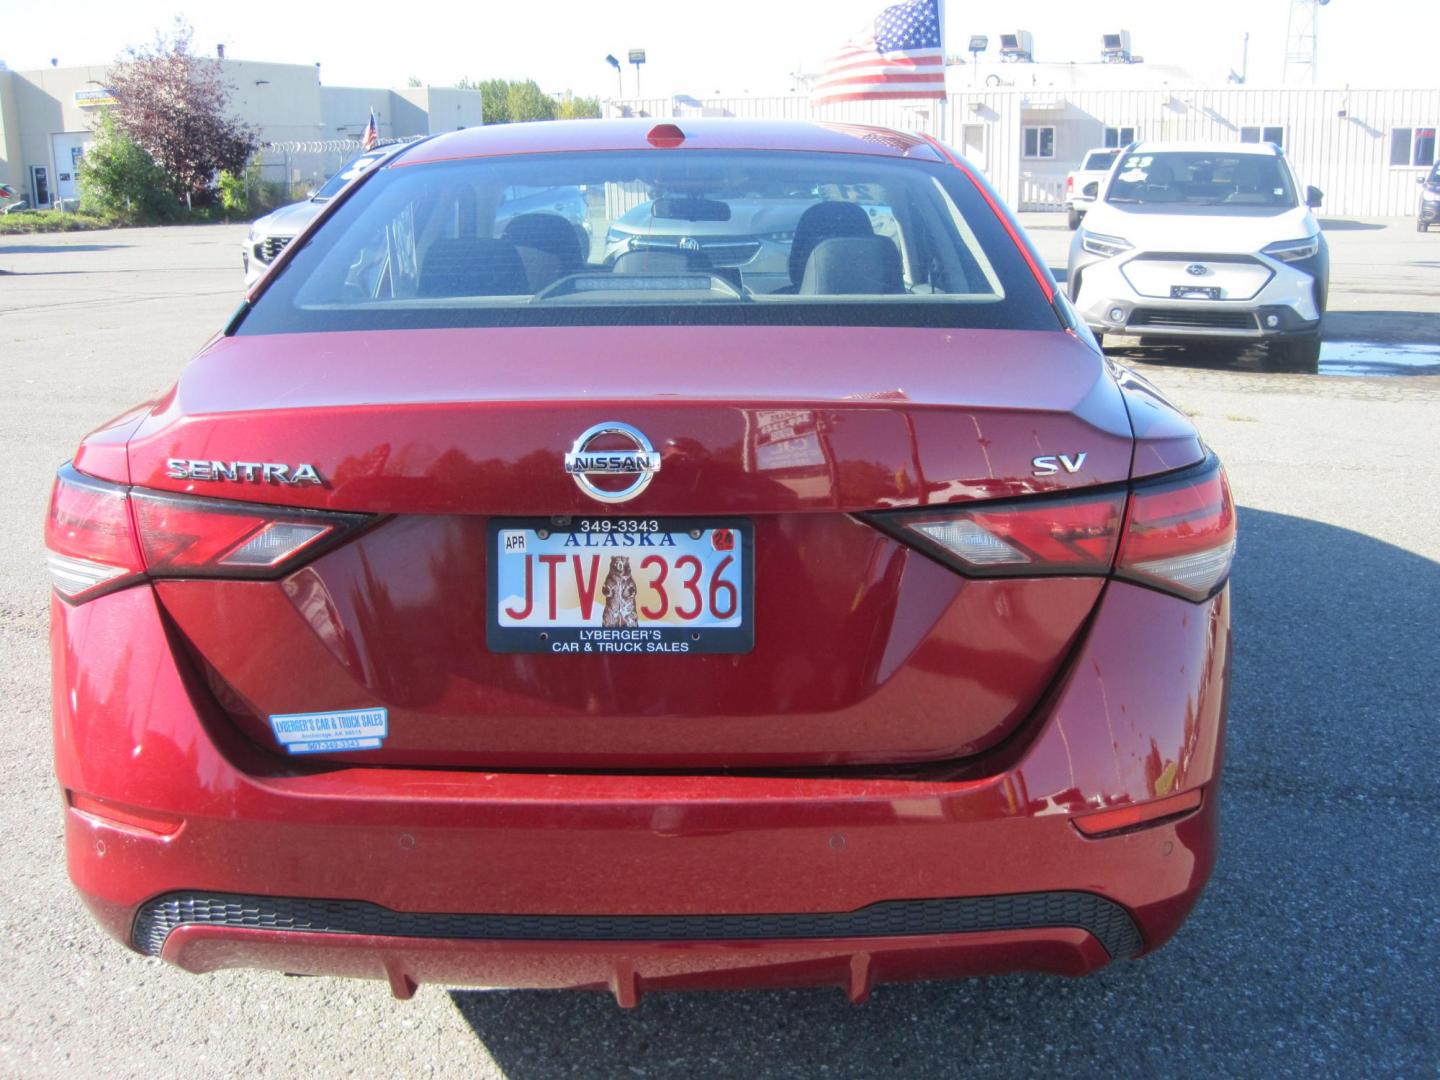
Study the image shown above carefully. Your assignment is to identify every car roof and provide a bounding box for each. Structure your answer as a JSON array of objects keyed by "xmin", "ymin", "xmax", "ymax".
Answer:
[
  {"xmin": 393, "ymin": 118, "xmax": 946, "ymax": 167},
  {"xmin": 1128, "ymin": 140, "xmax": 1282, "ymax": 156}
]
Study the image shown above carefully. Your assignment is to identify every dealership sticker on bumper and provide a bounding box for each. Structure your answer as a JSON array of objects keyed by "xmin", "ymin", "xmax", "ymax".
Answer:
[{"xmin": 268, "ymin": 708, "xmax": 388, "ymax": 754}]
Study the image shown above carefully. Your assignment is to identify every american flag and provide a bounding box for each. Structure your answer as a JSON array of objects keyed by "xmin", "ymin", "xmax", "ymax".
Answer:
[
  {"xmin": 812, "ymin": 0, "xmax": 947, "ymax": 106},
  {"xmin": 362, "ymin": 109, "xmax": 379, "ymax": 151}
]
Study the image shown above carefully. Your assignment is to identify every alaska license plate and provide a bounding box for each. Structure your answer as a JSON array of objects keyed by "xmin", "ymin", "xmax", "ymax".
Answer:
[
  {"xmin": 1170, "ymin": 285, "xmax": 1222, "ymax": 300},
  {"xmin": 487, "ymin": 518, "xmax": 753, "ymax": 655}
]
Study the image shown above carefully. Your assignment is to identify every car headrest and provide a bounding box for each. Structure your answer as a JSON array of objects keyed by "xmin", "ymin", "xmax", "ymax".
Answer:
[
  {"xmin": 798, "ymin": 236, "xmax": 904, "ymax": 296},
  {"xmin": 789, "ymin": 202, "xmax": 875, "ymax": 286},
  {"xmin": 502, "ymin": 213, "xmax": 584, "ymax": 270},
  {"xmin": 418, "ymin": 238, "xmax": 528, "ymax": 297}
]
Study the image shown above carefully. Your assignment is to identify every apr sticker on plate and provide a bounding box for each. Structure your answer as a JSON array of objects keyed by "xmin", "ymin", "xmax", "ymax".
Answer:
[{"xmin": 268, "ymin": 707, "xmax": 388, "ymax": 755}]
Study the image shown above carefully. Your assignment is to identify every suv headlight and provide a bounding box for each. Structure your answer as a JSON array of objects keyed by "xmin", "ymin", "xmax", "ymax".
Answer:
[
  {"xmin": 1080, "ymin": 231, "xmax": 1133, "ymax": 258},
  {"xmin": 1262, "ymin": 235, "xmax": 1321, "ymax": 262},
  {"xmin": 1423, "ymin": 189, "xmax": 1440, "ymax": 202}
]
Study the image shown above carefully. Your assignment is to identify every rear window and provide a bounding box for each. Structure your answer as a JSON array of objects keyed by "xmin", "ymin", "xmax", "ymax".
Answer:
[
  {"xmin": 237, "ymin": 149, "xmax": 1056, "ymax": 334},
  {"xmin": 1105, "ymin": 150, "xmax": 1297, "ymax": 208},
  {"xmin": 1082, "ymin": 150, "xmax": 1119, "ymax": 171}
]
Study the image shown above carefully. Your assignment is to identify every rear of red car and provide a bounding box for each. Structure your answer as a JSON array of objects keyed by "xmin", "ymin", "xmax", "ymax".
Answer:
[{"xmin": 49, "ymin": 119, "xmax": 1232, "ymax": 1004}]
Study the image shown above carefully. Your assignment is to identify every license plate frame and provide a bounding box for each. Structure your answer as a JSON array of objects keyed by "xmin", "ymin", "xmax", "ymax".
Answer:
[
  {"xmin": 1170, "ymin": 285, "xmax": 1222, "ymax": 300},
  {"xmin": 486, "ymin": 516, "xmax": 754, "ymax": 655}
]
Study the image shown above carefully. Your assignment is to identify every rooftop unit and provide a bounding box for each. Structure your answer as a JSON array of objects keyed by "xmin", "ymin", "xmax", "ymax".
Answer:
[{"xmin": 998, "ymin": 32, "xmax": 1034, "ymax": 63}]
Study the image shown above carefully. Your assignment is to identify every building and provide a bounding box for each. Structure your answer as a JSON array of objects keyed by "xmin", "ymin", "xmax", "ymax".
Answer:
[
  {"xmin": 0, "ymin": 59, "xmax": 482, "ymax": 207},
  {"xmin": 611, "ymin": 75, "xmax": 1440, "ymax": 217}
]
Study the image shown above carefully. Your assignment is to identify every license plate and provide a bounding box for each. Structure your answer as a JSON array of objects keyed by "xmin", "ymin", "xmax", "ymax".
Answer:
[
  {"xmin": 487, "ymin": 518, "xmax": 753, "ymax": 655},
  {"xmin": 1170, "ymin": 285, "xmax": 1222, "ymax": 300}
]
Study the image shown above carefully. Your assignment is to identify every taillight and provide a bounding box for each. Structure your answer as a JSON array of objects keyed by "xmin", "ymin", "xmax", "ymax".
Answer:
[
  {"xmin": 46, "ymin": 464, "xmax": 371, "ymax": 604},
  {"xmin": 44, "ymin": 468, "xmax": 144, "ymax": 602},
  {"xmin": 1066, "ymin": 175, "xmax": 1074, "ymax": 192},
  {"xmin": 129, "ymin": 490, "xmax": 366, "ymax": 577},
  {"xmin": 1116, "ymin": 460, "xmax": 1235, "ymax": 602},
  {"xmin": 869, "ymin": 491, "xmax": 1125, "ymax": 577},
  {"xmin": 867, "ymin": 456, "xmax": 1235, "ymax": 602}
]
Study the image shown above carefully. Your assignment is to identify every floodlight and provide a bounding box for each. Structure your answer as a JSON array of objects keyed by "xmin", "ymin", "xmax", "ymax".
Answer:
[
  {"xmin": 968, "ymin": 35, "xmax": 989, "ymax": 52},
  {"xmin": 998, "ymin": 31, "xmax": 1033, "ymax": 62}
]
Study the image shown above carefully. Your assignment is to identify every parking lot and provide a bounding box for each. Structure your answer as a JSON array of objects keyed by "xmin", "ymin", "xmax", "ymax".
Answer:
[{"xmin": 1, "ymin": 219, "xmax": 1437, "ymax": 1077}]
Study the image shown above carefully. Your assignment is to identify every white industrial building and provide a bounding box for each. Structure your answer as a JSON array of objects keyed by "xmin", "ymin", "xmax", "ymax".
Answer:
[
  {"xmin": 612, "ymin": 73, "xmax": 1439, "ymax": 217},
  {"xmin": 0, "ymin": 59, "xmax": 481, "ymax": 207},
  {"xmin": 1, "ymin": 52, "xmax": 1434, "ymax": 219}
]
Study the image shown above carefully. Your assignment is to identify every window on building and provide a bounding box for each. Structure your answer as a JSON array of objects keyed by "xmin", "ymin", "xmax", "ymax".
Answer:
[
  {"xmin": 1241, "ymin": 125, "xmax": 1285, "ymax": 148},
  {"xmin": 1390, "ymin": 127, "xmax": 1436, "ymax": 167},
  {"xmin": 1103, "ymin": 126, "xmax": 1136, "ymax": 148},
  {"xmin": 1023, "ymin": 126, "xmax": 1055, "ymax": 159}
]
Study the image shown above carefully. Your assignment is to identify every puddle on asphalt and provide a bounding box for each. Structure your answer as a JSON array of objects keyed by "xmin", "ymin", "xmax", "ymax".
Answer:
[
  {"xmin": 1109, "ymin": 338, "xmax": 1440, "ymax": 377},
  {"xmin": 1319, "ymin": 341, "xmax": 1440, "ymax": 377}
]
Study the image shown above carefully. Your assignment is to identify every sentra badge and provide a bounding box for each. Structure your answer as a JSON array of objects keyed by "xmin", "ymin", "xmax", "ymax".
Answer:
[
  {"xmin": 563, "ymin": 422, "xmax": 661, "ymax": 504},
  {"xmin": 165, "ymin": 459, "xmax": 324, "ymax": 486}
]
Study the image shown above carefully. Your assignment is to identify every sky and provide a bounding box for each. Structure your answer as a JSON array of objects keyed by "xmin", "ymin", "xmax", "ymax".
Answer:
[{"xmin": 2, "ymin": 0, "xmax": 1434, "ymax": 97}]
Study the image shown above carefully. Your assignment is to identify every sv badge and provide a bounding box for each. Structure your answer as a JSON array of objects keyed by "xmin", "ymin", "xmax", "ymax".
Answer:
[{"xmin": 1032, "ymin": 452, "xmax": 1087, "ymax": 477}]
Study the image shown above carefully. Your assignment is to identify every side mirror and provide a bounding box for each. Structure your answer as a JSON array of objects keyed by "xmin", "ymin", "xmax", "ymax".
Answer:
[
  {"xmin": 1419, "ymin": 176, "xmax": 1429, "ymax": 186},
  {"xmin": 1082, "ymin": 181, "xmax": 1099, "ymax": 198},
  {"xmin": 1305, "ymin": 185, "xmax": 1324, "ymax": 208}
]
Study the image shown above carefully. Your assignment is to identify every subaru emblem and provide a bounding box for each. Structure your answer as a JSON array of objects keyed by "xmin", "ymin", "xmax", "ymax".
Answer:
[{"xmin": 1186, "ymin": 263, "xmax": 1208, "ymax": 277}]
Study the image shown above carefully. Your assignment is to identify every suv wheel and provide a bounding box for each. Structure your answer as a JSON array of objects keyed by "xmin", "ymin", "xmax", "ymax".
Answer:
[{"xmin": 1067, "ymin": 208, "xmax": 1083, "ymax": 230}]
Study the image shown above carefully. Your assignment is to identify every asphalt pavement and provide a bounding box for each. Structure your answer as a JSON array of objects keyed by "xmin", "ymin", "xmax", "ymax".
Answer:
[{"xmin": 0, "ymin": 219, "xmax": 1437, "ymax": 1077}]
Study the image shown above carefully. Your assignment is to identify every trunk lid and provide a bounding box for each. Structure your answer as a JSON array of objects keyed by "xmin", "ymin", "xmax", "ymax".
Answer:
[{"xmin": 132, "ymin": 325, "xmax": 1136, "ymax": 769}]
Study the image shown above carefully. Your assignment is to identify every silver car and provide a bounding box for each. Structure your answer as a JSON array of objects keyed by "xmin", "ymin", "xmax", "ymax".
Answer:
[
  {"xmin": 243, "ymin": 148, "xmax": 398, "ymax": 287},
  {"xmin": 604, "ymin": 188, "xmax": 896, "ymax": 294}
]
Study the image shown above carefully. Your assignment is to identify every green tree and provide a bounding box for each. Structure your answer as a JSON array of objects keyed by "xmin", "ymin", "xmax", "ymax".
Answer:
[
  {"xmin": 457, "ymin": 77, "xmax": 579, "ymax": 125},
  {"xmin": 554, "ymin": 95, "xmax": 601, "ymax": 120},
  {"xmin": 506, "ymin": 80, "xmax": 555, "ymax": 122},
  {"xmin": 77, "ymin": 112, "xmax": 179, "ymax": 220}
]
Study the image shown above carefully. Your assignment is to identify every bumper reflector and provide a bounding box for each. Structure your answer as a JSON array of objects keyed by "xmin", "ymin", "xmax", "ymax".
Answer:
[
  {"xmin": 1072, "ymin": 788, "xmax": 1203, "ymax": 838},
  {"xmin": 68, "ymin": 792, "xmax": 183, "ymax": 836}
]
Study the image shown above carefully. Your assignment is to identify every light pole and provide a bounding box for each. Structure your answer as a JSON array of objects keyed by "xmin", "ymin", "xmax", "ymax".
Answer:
[
  {"xmin": 968, "ymin": 35, "xmax": 988, "ymax": 86},
  {"xmin": 628, "ymin": 49, "xmax": 646, "ymax": 99},
  {"xmin": 605, "ymin": 54, "xmax": 622, "ymax": 97}
]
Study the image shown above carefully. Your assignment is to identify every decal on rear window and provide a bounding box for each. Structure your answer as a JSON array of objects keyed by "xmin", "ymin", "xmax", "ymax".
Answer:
[{"xmin": 268, "ymin": 708, "xmax": 388, "ymax": 754}]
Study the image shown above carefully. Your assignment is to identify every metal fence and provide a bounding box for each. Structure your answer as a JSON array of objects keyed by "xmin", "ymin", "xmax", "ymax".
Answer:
[
  {"xmin": 251, "ymin": 136, "xmax": 423, "ymax": 204},
  {"xmin": 607, "ymin": 86, "xmax": 1440, "ymax": 217}
]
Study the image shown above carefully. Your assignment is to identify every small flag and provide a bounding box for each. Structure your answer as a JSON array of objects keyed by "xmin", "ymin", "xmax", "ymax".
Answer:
[
  {"xmin": 812, "ymin": 0, "xmax": 947, "ymax": 106},
  {"xmin": 362, "ymin": 109, "xmax": 379, "ymax": 150}
]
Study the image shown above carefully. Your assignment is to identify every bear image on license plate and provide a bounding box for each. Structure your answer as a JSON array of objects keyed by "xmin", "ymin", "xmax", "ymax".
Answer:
[{"xmin": 486, "ymin": 517, "xmax": 753, "ymax": 655}]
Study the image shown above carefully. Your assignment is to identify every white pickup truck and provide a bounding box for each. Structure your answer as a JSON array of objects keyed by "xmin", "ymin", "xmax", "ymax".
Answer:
[{"xmin": 1065, "ymin": 148, "xmax": 1120, "ymax": 229}]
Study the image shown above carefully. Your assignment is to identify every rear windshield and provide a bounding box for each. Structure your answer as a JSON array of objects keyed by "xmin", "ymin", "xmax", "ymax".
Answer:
[
  {"xmin": 1105, "ymin": 151, "xmax": 1297, "ymax": 208},
  {"xmin": 1082, "ymin": 150, "xmax": 1119, "ymax": 171},
  {"xmin": 237, "ymin": 149, "xmax": 1056, "ymax": 334}
]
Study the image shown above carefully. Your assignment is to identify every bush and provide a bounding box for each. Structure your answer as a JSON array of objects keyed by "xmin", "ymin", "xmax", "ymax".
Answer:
[
  {"xmin": 78, "ymin": 114, "xmax": 178, "ymax": 221},
  {"xmin": 0, "ymin": 210, "xmax": 125, "ymax": 234},
  {"xmin": 217, "ymin": 168, "xmax": 247, "ymax": 215}
]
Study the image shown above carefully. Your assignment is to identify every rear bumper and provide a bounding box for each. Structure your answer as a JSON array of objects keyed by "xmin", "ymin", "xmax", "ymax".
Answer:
[{"xmin": 53, "ymin": 579, "xmax": 1229, "ymax": 999}]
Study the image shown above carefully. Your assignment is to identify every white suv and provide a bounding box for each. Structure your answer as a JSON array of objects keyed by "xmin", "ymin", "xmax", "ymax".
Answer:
[{"xmin": 1066, "ymin": 141, "xmax": 1328, "ymax": 370}]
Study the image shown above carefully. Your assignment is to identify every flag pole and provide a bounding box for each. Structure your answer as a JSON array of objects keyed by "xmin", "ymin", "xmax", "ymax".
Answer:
[{"xmin": 937, "ymin": 0, "xmax": 949, "ymax": 144}]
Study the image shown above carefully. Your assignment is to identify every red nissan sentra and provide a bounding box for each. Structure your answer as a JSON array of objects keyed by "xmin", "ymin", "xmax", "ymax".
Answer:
[{"xmin": 47, "ymin": 119, "xmax": 1233, "ymax": 1005}]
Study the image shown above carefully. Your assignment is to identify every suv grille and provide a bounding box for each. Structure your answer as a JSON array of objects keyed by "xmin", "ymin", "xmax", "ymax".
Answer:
[
  {"xmin": 626, "ymin": 236, "xmax": 764, "ymax": 266},
  {"xmin": 260, "ymin": 236, "xmax": 291, "ymax": 263},
  {"xmin": 1129, "ymin": 308, "xmax": 1258, "ymax": 331}
]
